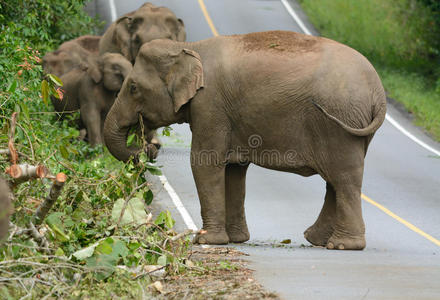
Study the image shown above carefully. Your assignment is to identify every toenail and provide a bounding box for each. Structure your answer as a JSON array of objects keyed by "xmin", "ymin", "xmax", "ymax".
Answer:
[
  {"xmin": 327, "ymin": 242, "xmax": 334, "ymax": 249},
  {"xmin": 338, "ymin": 244, "xmax": 345, "ymax": 250}
]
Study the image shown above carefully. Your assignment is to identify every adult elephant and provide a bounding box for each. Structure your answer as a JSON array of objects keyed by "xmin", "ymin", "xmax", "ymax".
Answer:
[
  {"xmin": 99, "ymin": 2, "xmax": 186, "ymax": 63},
  {"xmin": 103, "ymin": 31, "xmax": 387, "ymax": 250},
  {"xmin": 43, "ymin": 35, "xmax": 100, "ymax": 77}
]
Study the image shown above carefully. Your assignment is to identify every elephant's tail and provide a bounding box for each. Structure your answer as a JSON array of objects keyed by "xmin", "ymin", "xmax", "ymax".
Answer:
[{"xmin": 312, "ymin": 98, "xmax": 387, "ymax": 137}]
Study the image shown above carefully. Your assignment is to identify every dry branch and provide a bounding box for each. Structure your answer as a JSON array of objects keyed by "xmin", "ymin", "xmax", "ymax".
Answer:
[
  {"xmin": 8, "ymin": 112, "xmax": 18, "ymax": 164},
  {"xmin": 32, "ymin": 173, "xmax": 67, "ymax": 225},
  {"xmin": 6, "ymin": 164, "xmax": 48, "ymax": 180},
  {"xmin": 5, "ymin": 164, "xmax": 49, "ymax": 187},
  {"xmin": 28, "ymin": 222, "xmax": 50, "ymax": 251}
]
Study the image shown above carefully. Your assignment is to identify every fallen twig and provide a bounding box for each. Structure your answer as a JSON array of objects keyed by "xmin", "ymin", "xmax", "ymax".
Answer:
[{"xmin": 28, "ymin": 222, "xmax": 50, "ymax": 251}]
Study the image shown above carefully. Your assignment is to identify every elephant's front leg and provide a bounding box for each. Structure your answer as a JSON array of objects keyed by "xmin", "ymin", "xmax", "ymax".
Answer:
[
  {"xmin": 226, "ymin": 163, "xmax": 250, "ymax": 243},
  {"xmin": 191, "ymin": 151, "xmax": 229, "ymax": 245},
  {"xmin": 81, "ymin": 104, "xmax": 102, "ymax": 146}
]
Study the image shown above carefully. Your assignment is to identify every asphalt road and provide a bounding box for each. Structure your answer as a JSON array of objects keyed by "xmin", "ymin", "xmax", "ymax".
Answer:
[{"xmin": 94, "ymin": 1, "xmax": 440, "ymax": 299}]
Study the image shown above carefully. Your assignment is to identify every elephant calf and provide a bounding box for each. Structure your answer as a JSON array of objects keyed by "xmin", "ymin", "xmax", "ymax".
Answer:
[
  {"xmin": 104, "ymin": 31, "xmax": 387, "ymax": 250},
  {"xmin": 55, "ymin": 53, "xmax": 132, "ymax": 146}
]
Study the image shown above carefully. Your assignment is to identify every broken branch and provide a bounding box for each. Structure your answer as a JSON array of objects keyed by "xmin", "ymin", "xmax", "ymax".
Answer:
[
  {"xmin": 32, "ymin": 173, "xmax": 67, "ymax": 225},
  {"xmin": 8, "ymin": 112, "xmax": 18, "ymax": 165}
]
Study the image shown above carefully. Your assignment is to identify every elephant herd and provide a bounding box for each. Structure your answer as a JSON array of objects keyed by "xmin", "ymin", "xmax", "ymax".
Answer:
[
  {"xmin": 2, "ymin": 2, "xmax": 387, "ymax": 250},
  {"xmin": 42, "ymin": 2, "xmax": 185, "ymax": 150}
]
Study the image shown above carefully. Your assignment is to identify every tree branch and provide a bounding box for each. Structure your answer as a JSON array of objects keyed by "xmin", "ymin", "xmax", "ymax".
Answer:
[{"xmin": 32, "ymin": 173, "xmax": 67, "ymax": 226}]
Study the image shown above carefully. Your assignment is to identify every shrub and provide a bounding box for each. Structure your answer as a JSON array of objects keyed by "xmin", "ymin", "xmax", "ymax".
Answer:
[{"xmin": 299, "ymin": 0, "xmax": 440, "ymax": 76}]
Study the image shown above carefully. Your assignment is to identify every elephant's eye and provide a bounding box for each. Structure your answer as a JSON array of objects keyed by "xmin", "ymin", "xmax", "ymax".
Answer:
[{"xmin": 130, "ymin": 82, "xmax": 137, "ymax": 94}]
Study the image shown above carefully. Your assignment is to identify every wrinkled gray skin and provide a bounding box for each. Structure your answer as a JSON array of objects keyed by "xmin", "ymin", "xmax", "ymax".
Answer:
[
  {"xmin": 99, "ymin": 2, "xmax": 186, "ymax": 63},
  {"xmin": 104, "ymin": 31, "xmax": 387, "ymax": 250},
  {"xmin": 43, "ymin": 35, "xmax": 101, "ymax": 77},
  {"xmin": 0, "ymin": 177, "xmax": 12, "ymax": 241}
]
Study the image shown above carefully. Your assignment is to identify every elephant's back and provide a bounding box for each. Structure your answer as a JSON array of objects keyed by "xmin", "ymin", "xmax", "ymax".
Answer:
[{"xmin": 239, "ymin": 31, "xmax": 322, "ymax": 54}]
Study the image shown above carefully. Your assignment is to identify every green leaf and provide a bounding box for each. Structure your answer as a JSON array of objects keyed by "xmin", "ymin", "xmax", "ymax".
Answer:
[
  {"xmin": 162, "ymin": 126, "xmax": 172, "ymax": 137},
  {"xmin": 111, "ymin": 240, "xmax": 129, "ymax": 258},
  {"xmin": 126, "ymin": 133, "xmax": 136, "ymax": 147},
  {"xmin": 50, "ymin": 224, "xmax": 70, "ymax": 242},
  {"xmin": 155, "ymin": 210, "xmax": 175, "ymax": 229},
  {"xmin": 157, "ymin": 255, "xmax": 167, "ymax": 266},
  {"xmin": 55, "ymin": 247, "xmax": 65, "ymax": 256},
  {"xmin": 85, "ymin": 254, "xmax": 117, "ymax": 280},
  {"xmin": 48, "ymin": 73, "xmax": 63, "ymax": 86},
  {"xmin": 96, "ymin": 238, "xmax": 113, "ymax": 255},
  {"xmin": 50, "ymin": 85, "xmax": 60, "ymax": 99},
  {"xmin": 72, "ymin": 242, "xmax": 99, "ymax": 260},
  {"xmin": 111, "ymin": 198, "xmax": 149, "ymax": 226},
  {"xmin": 59, "ymin": 145, "xmax": 69, "ymax": 159},
  {"xmin": 8, "ymin": 80, "xmax": 17, "ymax": 93},
  {"xmin": 144, "ymin": 189, "xmax": 153, "ymax": 205},
  {"xmin": 41, "ymin": 80, "xmax": 49, "ymax": 105}
]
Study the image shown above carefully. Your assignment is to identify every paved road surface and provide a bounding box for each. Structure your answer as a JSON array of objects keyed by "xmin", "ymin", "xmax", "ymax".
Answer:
[{"xmin": 94, "ymin": 1, "xmax": 440, "ymax": 299}]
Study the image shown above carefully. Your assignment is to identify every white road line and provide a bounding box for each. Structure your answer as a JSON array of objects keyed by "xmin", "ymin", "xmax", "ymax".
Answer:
[
  {"xmin": 109, "ymin": 0, "xmax": 117, "ymax": 21},
  {"xmin": 107, "ymin": 0, "xmax": 198, "ymax": 231},
  {"xmin": 159, "ymin": 175, "xmax": 198, "ymax": 231},
  {"xmin": 385, "ymin": 115, "xmax": 440, "ymax": 156},
  {"xmin": 280, "ymin": 0, "xmax": 440, "ymax": 157},
  {"xmin": 280, "ymin": 0, "xmax": 312, "ymax": 35}
]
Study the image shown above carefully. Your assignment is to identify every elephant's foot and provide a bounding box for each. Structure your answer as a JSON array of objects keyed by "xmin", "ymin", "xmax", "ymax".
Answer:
[
  {"xmin": 226, "ymin": 223, "xmax": 250, "ymax": 243},
  {"xmin": 304, "ymin": 223, "xmax": 333, "ymax": 247},
  {"xmin": 326, "ymin": 231, "xmax": 366, "ymax": 250},
  {"xmin": 193, "ymin": 228, "xmax": 229, "ymax": 245}
]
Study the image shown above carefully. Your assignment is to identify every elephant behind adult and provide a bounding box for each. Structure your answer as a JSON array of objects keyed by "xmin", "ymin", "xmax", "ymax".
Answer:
[
  {"xmin": 43, "ymin": 35, "xmax": 101, "ymax": 77},
  {"xmin": 104, "ymin": 31, "xmax": 387, "ymax": 250},
  {"xmin": 99, "ymin": 2, "xmax": 186, "ymax": 63},
  {"xmin": 53, "ymin": 53, "xmax": 129, "ymax": 146}
]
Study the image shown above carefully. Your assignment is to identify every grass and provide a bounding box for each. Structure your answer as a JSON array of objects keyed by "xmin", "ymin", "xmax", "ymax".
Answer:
[
  {"xmin": 298, "ymin": 0, "xmax": 440, "ymax": 141},
  {"xmin": 377, "ymin": 67, "xmax": 440, "ymax": 138}
]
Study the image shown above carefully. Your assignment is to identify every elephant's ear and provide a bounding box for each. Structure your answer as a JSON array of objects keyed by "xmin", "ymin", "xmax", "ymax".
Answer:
[
  {"xmin": 166, "ymin": 49, "xmax": 204, "ymax": 113},
  {"xmin": 86, "ymin": 57, "xmax": 102, "ymax": 83},
  {"xmin": 176, "ymin": 19, "xmax": 186, "ymax": 42},
  {"xmin": 113, "ymin": 16, "xmax": 133, "ymax": 60}
]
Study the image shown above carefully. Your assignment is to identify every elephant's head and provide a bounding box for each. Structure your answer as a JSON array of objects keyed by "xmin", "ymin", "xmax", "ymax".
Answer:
[
  {"xmin": 43, "ymin": 37, "xmax": 100, "ymax": 77},
  {"xmin": 112, "ymin": 3, "xmax": 186, "ymax": 63},
  {"xmin": 42, "ymin": 50, "xmax": 78, "ymax": 77},
  {"xmin": 87, "ymin": 53, "xmax": 133, "ymax": 92},
  {"xmin": 104, "ymin": 39, "xmax": 203, "ymax": 162}
]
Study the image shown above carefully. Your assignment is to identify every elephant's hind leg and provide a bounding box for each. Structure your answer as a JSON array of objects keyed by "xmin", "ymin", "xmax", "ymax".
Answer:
[
  {"xmin": 327, "ymin": 168, "xmax": 366, "ymax": 250},
  {"xmin": 225, "ymin": 164, "xmax": 250, "ymax": 243},
  {"xmin": 304, "ymin": 182, "xmax": 336, "ymax": 247}
]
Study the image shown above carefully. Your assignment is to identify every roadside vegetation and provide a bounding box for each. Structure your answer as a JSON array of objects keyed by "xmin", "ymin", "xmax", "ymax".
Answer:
[
  {"xmin": 299, "ymin": 0, "xmax": 440, "ymax": 140},
  {"xmin": 0, "ymin": 1, "xmax": 196, "ymax": 298}
]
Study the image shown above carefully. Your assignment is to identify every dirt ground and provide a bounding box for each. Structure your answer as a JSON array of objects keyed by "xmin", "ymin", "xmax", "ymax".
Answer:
[{"xmin": 153, "ymin": 246, "xmax": 279, "ymax": 300}]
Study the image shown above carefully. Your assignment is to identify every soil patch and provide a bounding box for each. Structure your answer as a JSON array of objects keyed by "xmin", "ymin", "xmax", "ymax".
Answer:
[{"xmin": 155, "ymin": 246, "xmax": 279, "ymax": 299}]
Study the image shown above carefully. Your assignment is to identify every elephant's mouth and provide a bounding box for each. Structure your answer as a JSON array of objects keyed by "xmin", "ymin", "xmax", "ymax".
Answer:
[{"xmin": 104, "ymin": 103, "xmax": 160, "ymax": 162}]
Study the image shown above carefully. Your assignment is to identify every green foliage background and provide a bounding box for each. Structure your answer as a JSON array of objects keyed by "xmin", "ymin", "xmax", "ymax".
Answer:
[{"xmin": 0, "ymin": 1, "xmax": 192, "ymax": 298}]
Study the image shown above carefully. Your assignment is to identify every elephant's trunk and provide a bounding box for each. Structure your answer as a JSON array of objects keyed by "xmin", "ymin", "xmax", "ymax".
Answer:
[{"xmin": 103, "ymin": 98, "xmax": 141, "ymax": 162}]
